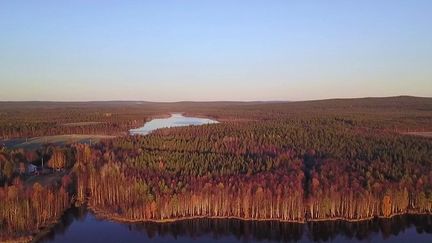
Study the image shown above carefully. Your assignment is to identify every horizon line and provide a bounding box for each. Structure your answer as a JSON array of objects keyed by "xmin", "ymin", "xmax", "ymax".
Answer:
[{"xmin": 0, "ymin": 95, "xmax": 430, "ymax": 104}]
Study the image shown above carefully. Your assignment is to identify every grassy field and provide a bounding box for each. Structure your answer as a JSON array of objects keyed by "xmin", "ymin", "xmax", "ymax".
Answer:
[
  {"xmin": 0, "ymin": 134, "xmax": 115, "ymax": 150},
  {"xmin": 61, "ymin": 121, "xmax": 104, "ymax": 126},
  {"xmin": 24, "ymin": 171, "xmax": 67, "ymax": 187},
  {"xmin": 404, "ymin": 132, "xmax": 432, "ymax": 138}
]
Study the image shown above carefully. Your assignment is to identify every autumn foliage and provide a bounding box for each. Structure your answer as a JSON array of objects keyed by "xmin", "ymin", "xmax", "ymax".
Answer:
[
  {"xmin": 1, "ymin": 97, "xmax": 432, "ymax": 241},
  {"xmin": 72, "ymin": 112, "xmax": 432, "ymax": 223},
  {"xmin": 0, "ymin": 176, "xmax": 72, "ymax": 239}
]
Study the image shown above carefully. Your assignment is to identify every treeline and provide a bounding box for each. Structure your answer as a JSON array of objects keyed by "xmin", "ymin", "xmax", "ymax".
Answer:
[
  {"xmin": 0, "ymin": 102, "xmax": 162, "ymax": 139},
  {"xmin": 83, "ymin": 159, "xmax": 304, "ymax": 222},
  {"xmin": 0, "ymin": 121, "xmax": 141, "ymax": 139},
  {"xmin": 0, "ymin": 176, "xmax": 73, "ymax": 240},
  {"xmin": 0, "ymin": 119, "xmax": 148, "ymax": 139},
  {"xmin": 306, "ymin": 150, "xmax": 432, "ymax": 220}
]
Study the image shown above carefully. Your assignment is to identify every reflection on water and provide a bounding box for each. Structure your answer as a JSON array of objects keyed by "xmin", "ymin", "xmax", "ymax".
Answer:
[
  {"xmin": 37, "ymin": 207, "xmax": 432, "ymax": 243},
  {"xmin": 129, "ymin": 113, "xmax": 218, "ymax": 135}
]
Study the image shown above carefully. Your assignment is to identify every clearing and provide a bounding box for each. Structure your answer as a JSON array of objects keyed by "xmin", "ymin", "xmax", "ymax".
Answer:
[
  {"xmin": 0, "ymin": 134, "xmax": 115, "ymax": 150},
  {"xmin": 403, "ymin": 132, "xmax": 432, "ymax": 138}
]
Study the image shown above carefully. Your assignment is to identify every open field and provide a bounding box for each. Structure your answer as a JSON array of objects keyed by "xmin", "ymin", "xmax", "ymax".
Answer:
[
  {"xmin": 61, "ymin": 122, "xmax": 104, "ymax": 126},
  {"xmin": 24, "ymin": 171, "xmax": 67, "ymax": 187},
  {"xmin": 0, "ymin": 134, "xmax": 115, "ymax": 149},
  {"xmin": 403, "ymin": 132, "xmax": 432, "ymax": 138}
]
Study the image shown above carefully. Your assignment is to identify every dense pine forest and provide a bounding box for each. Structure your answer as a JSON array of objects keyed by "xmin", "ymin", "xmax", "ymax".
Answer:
[{"xmin": 1, "ymin": 96, "xmax": 432, "ymax": 241}]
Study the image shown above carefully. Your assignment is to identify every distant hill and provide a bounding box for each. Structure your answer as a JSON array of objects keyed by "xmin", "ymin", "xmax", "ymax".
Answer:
[{"xmin": 0, "ymin": 96, "xmax": 430, "ymax": 109}]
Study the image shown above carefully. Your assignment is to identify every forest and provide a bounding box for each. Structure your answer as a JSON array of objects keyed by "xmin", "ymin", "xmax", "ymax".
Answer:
[
  {"xmin": 80, "ymin": 116, "xmax": 432, "ymax": 223},
  {"xmin": 0, "ymin": 96, "xmax": 431, "ymax": 241}
]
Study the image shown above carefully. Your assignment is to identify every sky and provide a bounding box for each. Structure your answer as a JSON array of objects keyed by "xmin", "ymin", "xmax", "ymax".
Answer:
[{"xmin": 0, "ymin": 0, "xmax": 431, "ymax": 101}]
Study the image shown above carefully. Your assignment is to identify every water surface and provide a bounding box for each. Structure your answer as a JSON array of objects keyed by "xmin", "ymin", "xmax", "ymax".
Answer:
[
  {"xmin": 130, "ymin": 113, "xmax": 218, "ymax": 135},
  {"xmin": 37, "ymin": 207, "xmax": 432, "ymax": 243}
]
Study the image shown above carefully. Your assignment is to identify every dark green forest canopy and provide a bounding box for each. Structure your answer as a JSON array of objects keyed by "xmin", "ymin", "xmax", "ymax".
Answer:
[{"xmin": 110, "ymin": 119, "xmax": 431, "ymax": 175}]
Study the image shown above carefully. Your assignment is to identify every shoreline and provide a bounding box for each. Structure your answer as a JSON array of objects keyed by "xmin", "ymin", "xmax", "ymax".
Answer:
[
  {"xmin": 89, "ymin": 206, "xmax": 304, "ymax": 224},
  {"xmin": 88, "ymin": 205, "xmax": 432, "ymax": 225},
  {"xmin": 4, "ymin": 206, "xmax": 432, "ymax": 243},
  {"xmin": 1, "ymin": 218, "xmax": 61, "ymax": 243},
  {"xmin": 0, "ymin": 204, "xmax": 73, "ymax": 243},
  {"xmin": 0, "ymin": 236, "xmax": 33, "ymax": 243}
]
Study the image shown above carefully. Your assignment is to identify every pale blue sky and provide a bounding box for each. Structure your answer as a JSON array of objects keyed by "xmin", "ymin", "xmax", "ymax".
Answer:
[{"xmin": 0, "ymin": 0, "xmax": 431, "ymax": 101}]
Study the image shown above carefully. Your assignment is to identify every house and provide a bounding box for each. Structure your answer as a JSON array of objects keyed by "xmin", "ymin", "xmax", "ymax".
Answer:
[{"xmin": 27, "ymin": 163, "xmax": 38, "ymax": 174}]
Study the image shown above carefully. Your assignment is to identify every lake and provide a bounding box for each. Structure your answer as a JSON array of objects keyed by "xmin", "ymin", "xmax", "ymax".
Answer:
[
  {"xmin": 36, "ymin": 207, "xmax": 432, "ymax": 243},
  {"xmin": 130, "ymin": 113, "xmax": 219, "ymax": 135}
]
